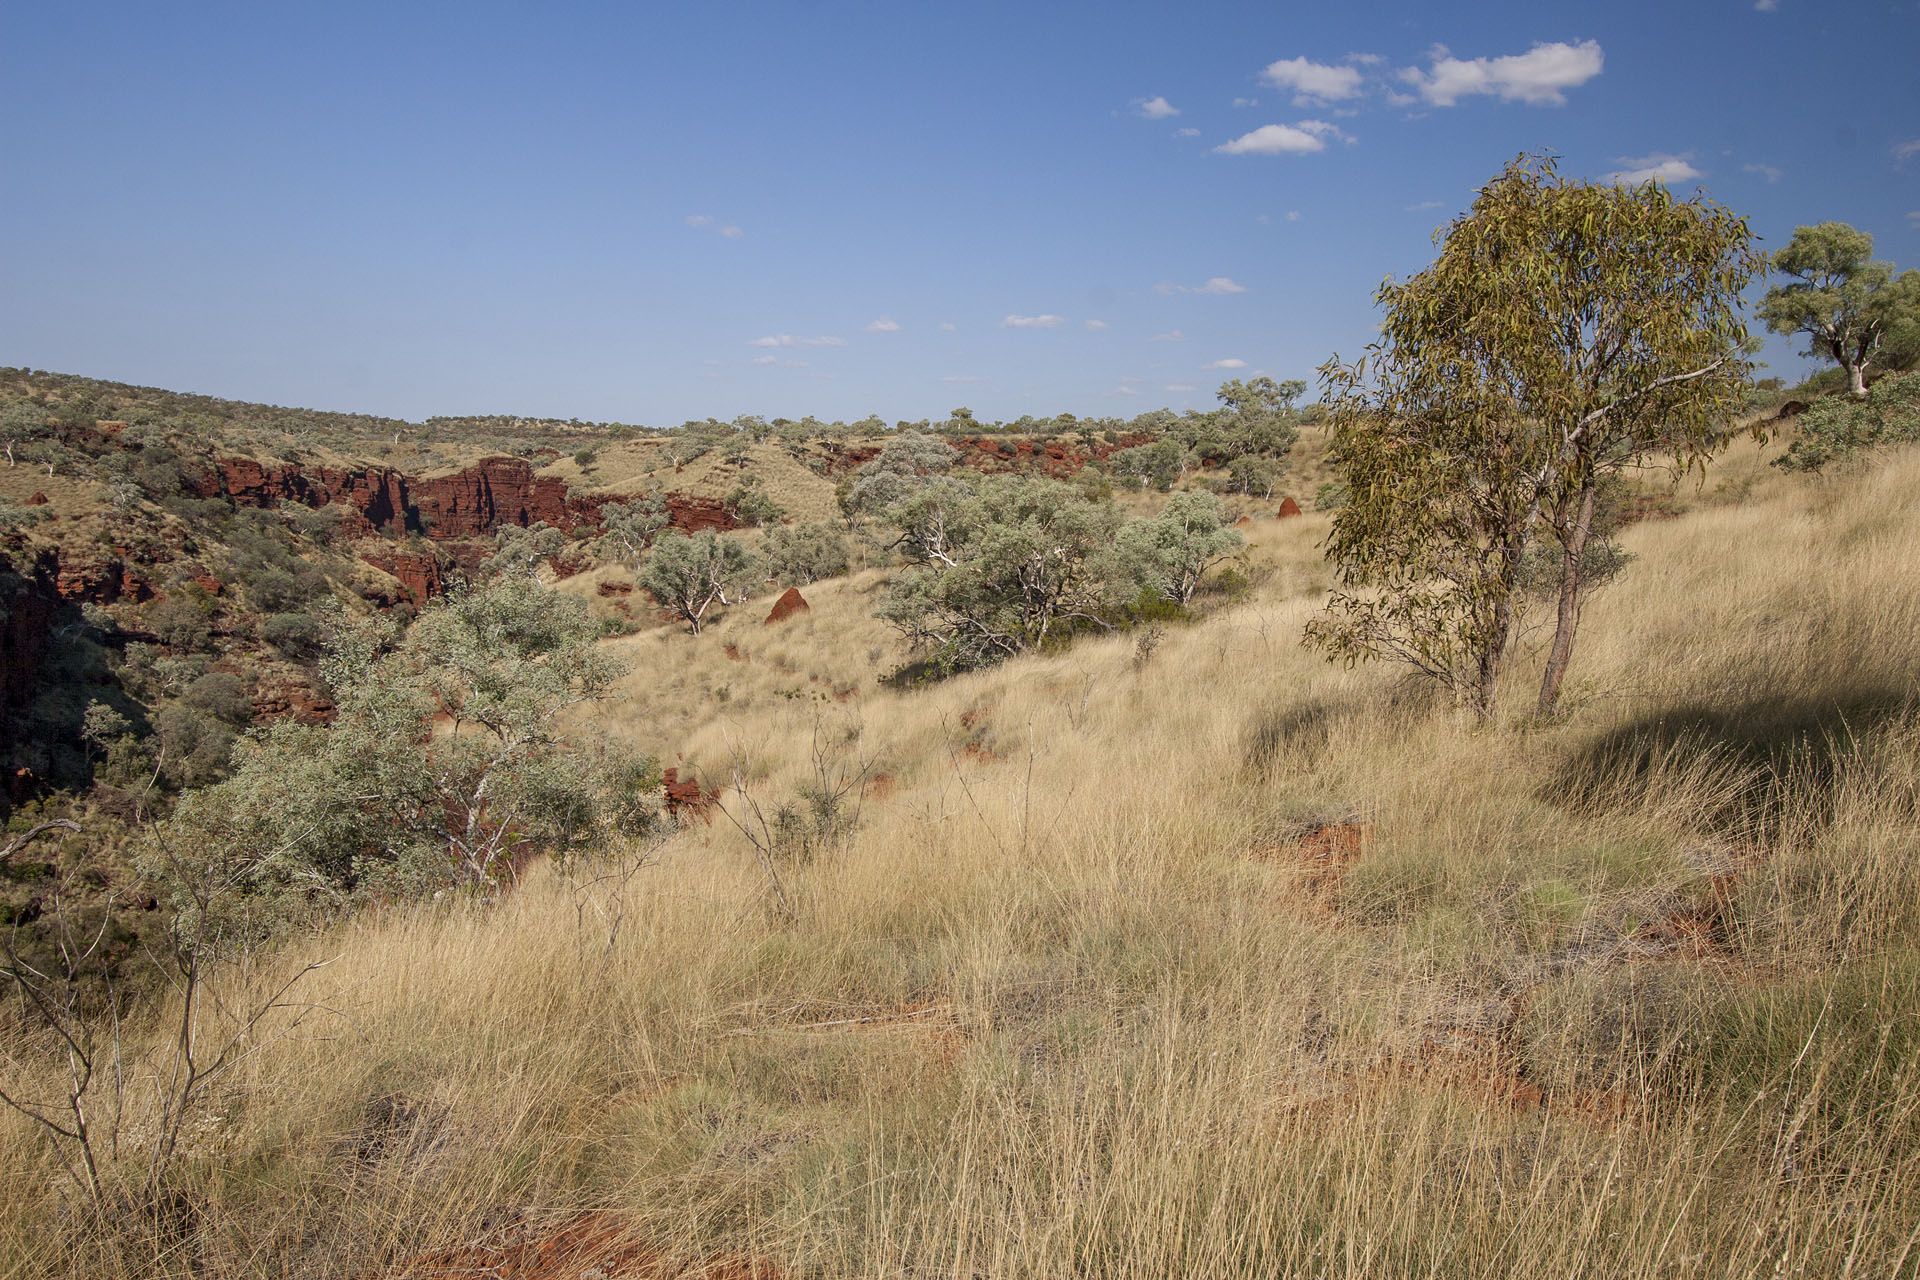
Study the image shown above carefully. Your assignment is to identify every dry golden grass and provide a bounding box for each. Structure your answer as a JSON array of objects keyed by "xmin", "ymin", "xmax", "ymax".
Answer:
[{"xmin": 6, "ymin": 446, "xmax": 1920, "ymax": 1278}]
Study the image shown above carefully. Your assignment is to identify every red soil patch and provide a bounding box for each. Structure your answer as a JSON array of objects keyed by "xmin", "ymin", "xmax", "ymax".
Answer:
[
  {"xmin": 1277, "ymin": 496, "xmax": 1303, "ymax": 518},
  {"xmin": 764, "ymin": 586, "xmax": 809, "ymax": 625},
  {"xmin": 723, "ymin": 643, "xmax": 744, "ymax": 661},
  {"xmin": 597, "ymin": 580, "xmax": 633, "ymax": 597},
  {"xmin": 962, "ymin": 742, "xmax": 998, "ymax": 765},
  {"xmin": 389, "ymin": 1210, "xmax": 777, "ymax": 1279},
  {"xmin": 866, "ymin": 772, "xmax": 896, "ymax": 800},
  {"xmin": 26, "ymin": 492, "xmax": 48, "ymax": 506}
]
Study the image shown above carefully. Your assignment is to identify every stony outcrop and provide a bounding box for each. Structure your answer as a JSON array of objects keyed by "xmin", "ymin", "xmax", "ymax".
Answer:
[
  {"xmin": 189, "ymin": 453, "xmax": 734, "ymax": 551},
  {"xmin": 360, "ymin": 549, "xmax": 448, "ymax": 605},
  {"xmin": 53, "ymin": 544, "xmax": 152, "ymax": 603},
  {"xmin": 250, "ymin": 674, "xmax": 335, "ymax": 725},
  {"xmin": 662, "ymin": 768, "xmax": 718, "ymax": 823},
  {"xmin": 764, "ymin": 587, "xmax": 810, "ymax": 624}
]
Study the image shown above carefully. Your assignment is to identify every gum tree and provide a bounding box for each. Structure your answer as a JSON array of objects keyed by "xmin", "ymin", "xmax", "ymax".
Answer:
[
  {"xmin": 1758, "ymin": 222, "xmax": 1920, "ymax": 399},
  {"xmin": 1311, "ymin": 154, "xmax": 1758, "ymax": 719}
]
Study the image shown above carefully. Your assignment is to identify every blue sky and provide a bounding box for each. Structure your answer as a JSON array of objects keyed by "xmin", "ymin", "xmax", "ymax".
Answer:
[{"xmin": 3, "ymin": 1, "xmax": 1916, "ymax": 426}]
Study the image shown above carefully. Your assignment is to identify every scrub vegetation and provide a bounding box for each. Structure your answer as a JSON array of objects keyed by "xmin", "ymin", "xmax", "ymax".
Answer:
[{"xmin": 3, "ymin": 164, "xmax": 1918, "ymax": 1278}]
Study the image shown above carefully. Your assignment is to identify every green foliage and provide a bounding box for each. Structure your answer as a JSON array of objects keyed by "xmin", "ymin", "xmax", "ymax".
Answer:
[
  {"xmin": 636, "ymin": 530, "xmax": 760, "ymax": 634},
  {"xmin": 878, "ymin": 475, "xmax": 1131, "ymax": 671},
  {"xmin": 259, "ymin": 610, "xmax": 324, "ymax": 659},
  {"xmin": 761, "ymin": 521, "xmax": 851, "ymax": 585},
  {"xmin": 723, "ymin": 473, "xmax": 787, "ymax": 527},
  {"xmin": 1758, "ymin": 223, "xmax": 1920, "ymax": 398},
  {"xmin": 1109, "ymin": 438, "xmax": 1185, "ymax": 491},
  {"xmin": 481, "ymin": 521, "xmax": 568, "ymax": 579},
  {"xmin": 595, "ymin": 490, "xmax": 668, "ymax": 563},
  {"xmin": 1115, "ymin": 491, "xmax": 1243, "ymax": 606},
  {"xmin": 841, "ymin": 432, "xmax": 959, "ymax": 523},
  {"xmin": 1774, "ymin": 371, "xmax": 1920, "ymax": 472},
  {"xmin": 156, "ymin": 577, "xmax": 644, "ymax": 937},
  {"xmin": 1310, "ymin": 153, "xmax": 1758, "ymax": 719},
  {"xmin": 1314, "ymin": 481, "xmax": 1349, "ymax": 512}
]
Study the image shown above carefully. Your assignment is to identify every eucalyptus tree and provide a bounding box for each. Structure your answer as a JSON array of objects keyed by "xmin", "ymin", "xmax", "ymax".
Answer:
[
  {"xmin": 1311, "ymin": 154, "xmax": 1759, "ymax": 719},
  {"xmin": 1117, "ymin": 490, "xmax": 1243, "ymax": 606},
  {"xmin": 879, "ymin": 475, "xmax": 1127, "ymax": 671},
  {"xmin": 161, "ymin": 576, "xmax": 641, "ymax": 927},
  {"xmin": 1759, "ymin": 222, "xmax": 1920, "ymax": 398},
  {"xmin": 636, "ymin": 529, "xmax": 759, "ymax": 634}
]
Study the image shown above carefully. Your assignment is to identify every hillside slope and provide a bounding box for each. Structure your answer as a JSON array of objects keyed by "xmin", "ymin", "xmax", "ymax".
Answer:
[{"xmin": 5, "ymin": 439, "xmax": 1915, "ymax": 1278}]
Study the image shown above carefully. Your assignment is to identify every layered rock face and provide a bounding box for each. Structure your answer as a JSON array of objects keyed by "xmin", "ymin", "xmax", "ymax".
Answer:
[
  {"xmin": 188, "ymin": 454, "xmax": 740, "ymax": 600},
  {"xmin": 189, "ymin": 455, "xmax": 602, "ymax": 539}
]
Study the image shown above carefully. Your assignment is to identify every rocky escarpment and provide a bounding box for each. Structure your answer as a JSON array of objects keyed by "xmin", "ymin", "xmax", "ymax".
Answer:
[
  {"xmin": 186, "ymin": 455, "xmax": 610, "ymax": 539},
  {"xmin": 187, "ymin": 454, "xmax": 740, "ymax": 600}
]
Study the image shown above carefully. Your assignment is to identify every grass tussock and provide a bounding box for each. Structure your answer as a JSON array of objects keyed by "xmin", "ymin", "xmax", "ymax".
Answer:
[{"xmin": 6, "ymin": 449, "xmax": 1920, "ymax": 1278}]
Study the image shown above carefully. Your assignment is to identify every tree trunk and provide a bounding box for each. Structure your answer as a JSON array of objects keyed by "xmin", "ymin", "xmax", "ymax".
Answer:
[
  {"xmin": 1537, "ymin": 484, "xmax": 1597, "ymax": 718},
  {"xmin": 1471, "ymin": 593, "xmax": 1512, "ymax": 721},
  {"xmin": 1848, "ymin": 361, "xmax": 1869, "ymax": 398}
]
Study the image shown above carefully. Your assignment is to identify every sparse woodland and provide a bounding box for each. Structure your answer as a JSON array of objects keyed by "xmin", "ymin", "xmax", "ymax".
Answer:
[{"xmin": 4, "ymin": 175, "xmax": 1920, "ymax": 1277}]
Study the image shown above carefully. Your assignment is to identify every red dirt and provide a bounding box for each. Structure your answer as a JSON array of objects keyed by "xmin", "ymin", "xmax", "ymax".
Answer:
[
  {"xmin": 387, "ymin": 1210, "xmax": 778, "ymax": 1279},
  {"xmin": 764, "ymin": 586, "xmax": 809, "ymax": 624},
  {"xmin": 1277, "ymin": 496, "xmax": 1303, "ymax": 518},
  {"xmin": 597, "ymin": 581, "xmax": 633, "ymax": 597},
  {"xmin": 26, "ymin": 492, "xmax": 47, "ymax": 505},
  {"xmin": 723, "ymin": 643, "xmax": 744, "ymax": 661}
]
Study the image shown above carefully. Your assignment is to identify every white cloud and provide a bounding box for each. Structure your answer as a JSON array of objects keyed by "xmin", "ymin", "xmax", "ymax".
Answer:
[
  {"xmin": 1164, "ymin": 383, "xmax": 1199, "ymax": 392},
  {"xmin": 1400, "ymin": 40, "xmax": 1604, "ymax": 107},
  {"xmin": 1155, "ymin": 277, "xmax": 1249, "ymax": 296},
  {"xmin": 1233, "ymin": 97, "xmax": 1258, "ymax": 108},
  {"xmin": 939, "ymin": 321, "xmax": 957, "ymax": 332},
  {"xmin": 1205, "ymin": 358, "xmax": 1248, "ymax": 369},
  {"xmin": 1896, "ymin": 139, "xmax": 1920, "ymax": 165},
  {"xmin": 1121, "ymin": 376, "xmax": 1145, "ymax": 383},
  {"xmin": 1743, "ymin": 163, "xmax": 1782, "ymax": 183},
  {"xmin": 750, "ymin": 355, "xmax": 777, "ymax": 365},
  {"xmin": 1114, "ymin": 385, "xmax": 1141, "ymax": 396},
  {"xmin": 1133, "ymin": 95, "xmax": 1180, "ymax": 119},
  {"xmin": 1215, "ymin": 119, "xmax": 1350, "ymax": 155},
  {"xmin": 1286, "ymin": 210, "xmax": 1302, "ymax": 222},
  {"xmin": 751, "ymin": 355, "xmax": 809, "ymax": 368},
  {"xmin": 1002, "ymin": 314, "xmax": 1065, "ymax": 329},
  {"xmin": 1149, "ymin": 330, "xmax": 1185, "ymax": 343},
  {"xmin": 1405, "ymin": 200, "xmax": 1445, "ymax": 212},
  {"xmin": 1256, "ymin": 213, "xmax": 1271, "ymax": 224},
  {"xmin": 1261, "ymin": 56, "xmax": 1365, "ymax": 106},
  {"xmin": 687, "ymin": 213, "xmax": 743, "ymax": 238},
  {"xmin": 1174, "ymin": 127, "xmax": 1200, "ymax": 138},
  {"xmin": 865, "ymin": 316, "xmax": 901, "ymax": 333},
  {"xmin": 940, "ymin": 375, "xmax": 989, "ymax": 384},
  {"xmin": 1085, "ymin": 319, "xmax": 1109, "ymax": 330},
  {"xmin": 1346, "ymin": 52, "xmax": 1385, "ymax": 66},
  {"xmin": 1754, "ymin": 0, "xmax": 1778, "ymax": 10},
  {"xmin": 1608, "ymin": 153, "xmax": 1702, "ymax": 185},
  {"xmin": 748, "ymin": 334, "xmax": 848, "ymax": 348},
  {"xmin": 1908, "ymin": 210, "xmax": 1920, "ymax": 229}
]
